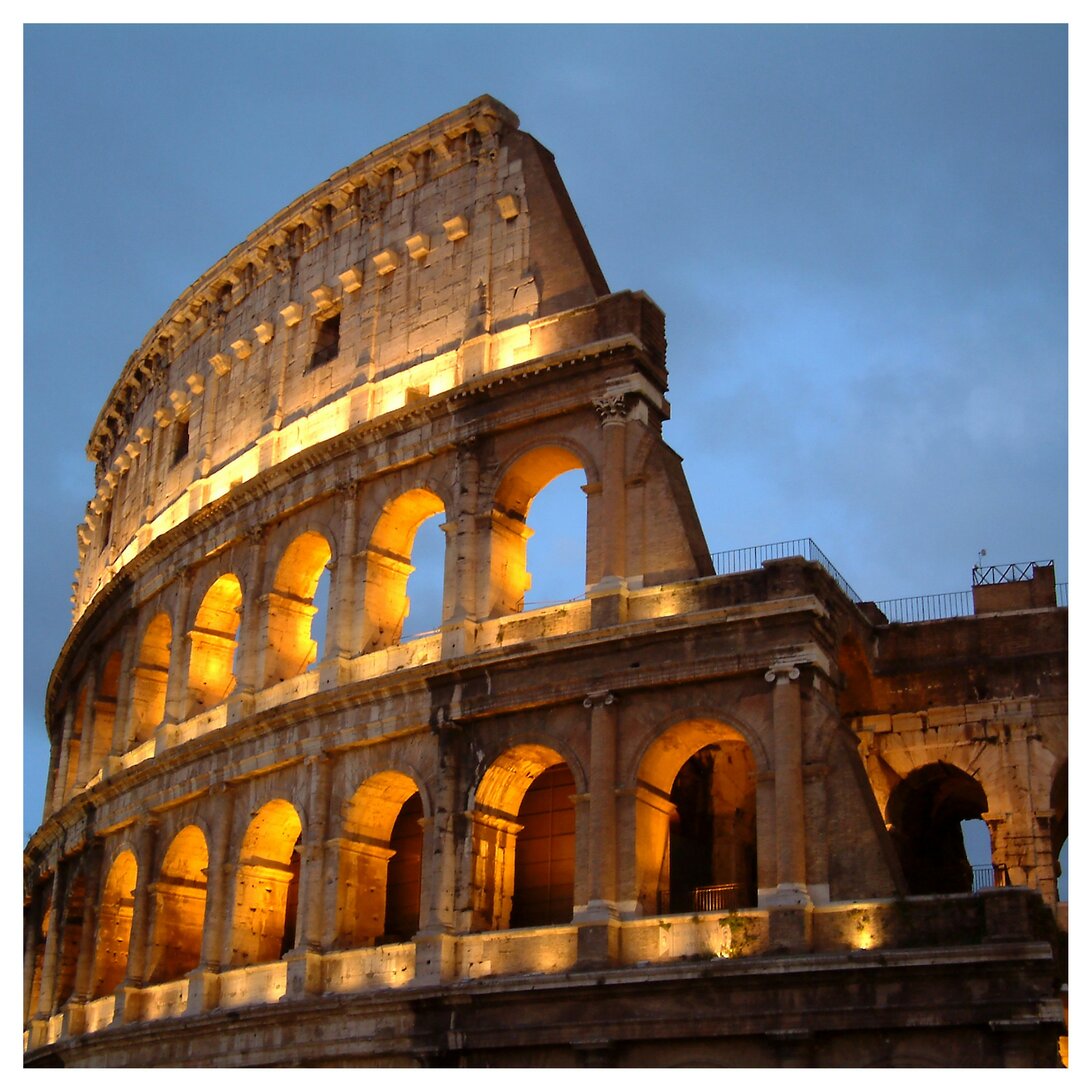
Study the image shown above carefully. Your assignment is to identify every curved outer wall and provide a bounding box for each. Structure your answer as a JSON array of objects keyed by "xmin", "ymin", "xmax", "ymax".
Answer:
[{"xmin": 25, "ymin": 97, "xmax": 1065, "ymax": 1068}]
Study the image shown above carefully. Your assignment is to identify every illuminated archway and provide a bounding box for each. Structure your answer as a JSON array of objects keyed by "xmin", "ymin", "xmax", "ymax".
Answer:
[
  {"xmin": 636, "ymin": 718, "xmax": 758, "ymax": 914},
  {"xmin": 147, "ymin": 825, "xmax": 208, "ymax": 983},
  {"xmin": 187, "ymin": 574, "xmax": 242, "ymax": 714},
  {"xmin": 487, "ymin": 445, "xmax": 588, "ymax": 617},
  {"xmin": 93, "ymin": 851, "xmax": 138, "ymax": 997},
  {"xmin": 263, "ymin": 531, "xmax": 332, "ymax": 684},
  {"xmin": 886, "ymin": 762, "xmax": 989, "ymax": 895},
  {"xmin": 336, "ymin": 772, "xmax": 423, "ymax": 947},
  {"xmin": 470, "ymin": 744, "xmax": 576, "ymax": 931},
  {"xmin": 230, "ymin": 800, "xmax": 302, "ymax": 966},
  {"xmin": 130, "ymin": 613, "xmax": 171, "ymax": 745},
  {"xmin": 364, "ymin": 489, "xmax": 446, "ymax": 651}
]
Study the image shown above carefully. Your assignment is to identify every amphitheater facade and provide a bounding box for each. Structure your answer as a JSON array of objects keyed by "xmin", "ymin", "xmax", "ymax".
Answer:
[{"xmin": 24, "ymin": 96, "xmax": 1066, "ymax": 1067}]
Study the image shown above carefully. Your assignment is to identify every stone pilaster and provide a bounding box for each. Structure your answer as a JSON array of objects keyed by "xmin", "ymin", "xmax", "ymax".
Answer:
[
  {"xmin": 161, "ymin": 570, "xmax": 194, "ymax": 731},
  {"xmin": 576, "ymin": 691, "xmax": 620, "ymax": 969},
  {"xmin": 760, "ymin": 662, "xmax": 811, "ymax": 911}
]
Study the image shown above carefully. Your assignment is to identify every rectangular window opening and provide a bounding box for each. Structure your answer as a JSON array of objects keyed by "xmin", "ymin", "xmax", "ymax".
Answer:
[
  {"xmin": 172, "ymin": 418, "xmax": 190, "ymax": 465},
  {"xmin": 310, "ymin": 313, "xmax": 341, "ymax": 370}
]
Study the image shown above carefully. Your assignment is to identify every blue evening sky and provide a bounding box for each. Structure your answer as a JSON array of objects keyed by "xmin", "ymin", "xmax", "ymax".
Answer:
[{"xmin": 23, "ymin": 25, "xmax": 1067, "ymax": 851}]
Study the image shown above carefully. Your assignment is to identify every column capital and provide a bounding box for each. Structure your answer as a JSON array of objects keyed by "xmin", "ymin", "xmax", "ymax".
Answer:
[
  {"xmin": 593, "ymin": 393, "xmax": 628, "ymax": 424},
  {"xmin": 765, "ymin": 663, "xmax": 801, "ymax": 684},
  {"xmin": 583, "ymin": 690, "xmax": 616, "ymax": 709}
]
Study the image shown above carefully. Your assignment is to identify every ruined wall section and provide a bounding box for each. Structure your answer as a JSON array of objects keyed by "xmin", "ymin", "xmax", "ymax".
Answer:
[{"xmin": 74, "ymin": 97, "xmax": 611, "ymax": 623}]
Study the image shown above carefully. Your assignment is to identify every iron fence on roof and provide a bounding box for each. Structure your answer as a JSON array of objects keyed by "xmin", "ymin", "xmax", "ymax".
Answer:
[
  {"xmin": 709, "ymin": 538, "xmax": 862, "ymax": 605},
  {"xmin": 972, "ymin": 559, "xmax": 1053, "ymax": 587},
  {"xmin": 709, "ymin": 541, "xmax": 1065, "ymax": 625}
]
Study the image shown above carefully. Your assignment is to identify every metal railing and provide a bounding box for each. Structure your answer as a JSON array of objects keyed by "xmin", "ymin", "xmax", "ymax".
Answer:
[
  {"xmin": 657, "ymin": 882, "xmax": 746, "ymax": 914},
  {"xmin": 972, "ymin": 560, "xmax": 1053, "ymax": 586},
  {"xmin": 692, "ymin": 883, "xmax": 742, "ymax": 912},
  {"xmin": 971, "ymin": 864, "xmax": 1009, "ymax": 891},
  {"xmin": 874, "ymin": 591, "xmax": 974, "ymax": 624},
  {"xmin": 710, "ymin": 538, "xmax": 862, "ymax": 605},
  {"xmin": 709, "ymin": 540, "xmax": 1066, "ymax": 625}
]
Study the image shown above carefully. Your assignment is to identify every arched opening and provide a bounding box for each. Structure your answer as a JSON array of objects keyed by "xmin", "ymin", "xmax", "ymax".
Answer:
[
  {"xmin": 470, "ymin": 744, "xmax": 576, "ymax": 931},
  {"xmin": 147, "ymin": 825, "xmax": 208, "ymax": 983},
  {"xmin": 230, "ymin": 800, "xmax": 303, "ymax": 966},
  {"xmin": 336, "ymin": 772, "xmax": 422, "ymax": 947},
  {"xmin": 385, "ymin": 793, "xmax": 424, "ymax": 941},
  {"xmin": 93, "ymin": 851, "xmax": 138, "ymax": 998},
  {"xmin": 488, "ymin": 446, "xmax": 589, "ymax": 617},
  {"xmin": 87, "ymin": 651, "xmax": 122, "ymax": 779},
  {"xmin": 886, "ymin": 762, "xmax": 989, "ymax": 895},
  {"xmin": 636, "ymin": 719, "xmax": 758, "ymax": 915},
  {"xmin": 308, "ymin": 571, "xmax": 330, "ymax": 671},
  {"xmin": 509, "ymin": 763, "xmax": 576, "ymax": 928},
  {"xmin": 961, "ymin": 818, "xmax": 994, "ymax": 887},
  {"xmin": 365, "ymin": 489, "xmax": 446, "ymax": 651},
  {"xmin": 401, "ymin": 513, "xmax": 447, "ymax": 639},
  {"xmin": 520, "ymin": 468, "xmax": 588, "ymax": 609},
  {"xmin": 130, "ymin": 613, "xmax": 171, "ymax": 745},
  {"xmin": 264, "ymin": 531, "xmax": 332, "ymax": 684},
  {"xmin": 187, "ymin": 574, "xmax": 242, "ymax": 714},
  {"xmin": 1051, "ymin": 761, "xmax": 1067, "ymax": 901},
  {"xmin": 54, "ymin": 870, "xmax": 87, "ymax": 1008}
]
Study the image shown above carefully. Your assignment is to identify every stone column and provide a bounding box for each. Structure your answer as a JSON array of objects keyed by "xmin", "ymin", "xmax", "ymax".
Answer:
[
  {"xmin": 415, "ymin": 714, "xmax": 463, "ymax": 985},
  {"xmin": 107, "ymin": 625, "xmax": 139, "ymax": 764},
  {"xmin": 234, "ymin": 527, "xmax": 269, "ymax": 710},
  {"xmin": 115, "ymin": 817, "xmax": 158, "ymax": 1022},
  {"xmin": 42, "ymin": 736, "xmax": 62, "ymax": 821},
  {"xmin": 762, "ymin": 662, "xmax": 811, "ymax": 927},
  {"xmin": 74, "ymin": 668, "xmax": 99, "ymax": 787},
  {"xmin": 594, "ymin": 394, "xmax": 628, "ymax": 586},
  {"xmin": 576, "ymin": 691, "xmax": 620, "ymax": 969},
  {"xmin": 51, "ymin": 701, "xmax": 78, "ymax": 813},
  {"xmin": 187, "ymin": 783, "xmax": 235, "ymax": 1015},
  {"xmin": 442, "ymin": 438, "xmax": 482, "ymax": 659},
  {"xmin": 28, "ymin": 866, "xmax": 66, "ymax": 1047},
  {"xmin": 61, "ymin": 845, "xmax": 105, "ymax": 1038},
  {"xmin": 286, "ymin": 754, "xmax": 333, "ymax": 999},
  {"xmin": 322, "ymin": 483, "xmax": 359, "ymax": 669},
  {"xmin": 161, "ymin": 570, "xmax": 195, "ymax": 733}
]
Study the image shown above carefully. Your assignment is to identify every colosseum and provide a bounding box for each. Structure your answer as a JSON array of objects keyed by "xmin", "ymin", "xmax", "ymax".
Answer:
[{"xmin": 24, "ymin": 95, "xmax": 1067, "ymax": 1067}]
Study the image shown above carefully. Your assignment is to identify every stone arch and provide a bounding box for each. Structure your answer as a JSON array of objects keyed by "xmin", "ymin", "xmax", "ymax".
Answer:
[
  {"xmin": 363, "ymin": 487, "xmax": 447, "ymax": 650},
  {"xmin": 147, "ymin": 824, "xmax": 209, "ymax": 983},
  {"xmin": 230, "ymin": 798, "xmax": 303, "ymax": 966},
  {"xmin": 262, "ymin": 529, "xmax": 333, "ymax": 684},
  {"xmin": 130, "ymin": 612, "xmax": 171, "ymax": 745},
  {"xmin": 336, "ymin": 771, "xmax": 425, "ymax": 947},
  {"xmin": 93, "ymin": 849, "xmax": 138, "ymax": 998},
  {"xmin": 468, "ymin": 743, "xmax": 578, "ymax": 931},
  {"xmin": 187, "ymin": 573, "xmax": 242, "ymax": 714},
  {"xmin": 885, "ymin": 762, "xmax": 989, "ymax": 895},
  {"xmin": 635, "ymin": 717, "xmax": 759, "ymax": 915},
  {"xmin": 485, "ymin": 443, "xmax": 594, "ymax": 617}
]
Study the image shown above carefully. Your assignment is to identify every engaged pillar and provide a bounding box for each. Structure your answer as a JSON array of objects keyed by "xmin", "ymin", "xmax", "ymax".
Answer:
[{"xmin": 761, "ymin": 662, "xmax": 811, "ymax": 911}]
